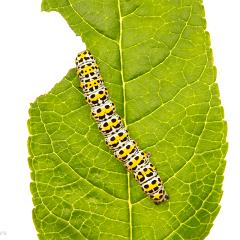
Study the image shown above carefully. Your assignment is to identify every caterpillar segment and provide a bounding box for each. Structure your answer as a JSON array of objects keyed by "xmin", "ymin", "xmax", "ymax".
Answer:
[
  {"xmin": 91, "ymin": 100, "xmax": 116, "ymax": 122},
  {"xmin": 105, "ymin": 128, "xmax": 129, "ymax": 150},
  {"xmin": 125, "ymin": 150, "xmax": 150, "ymax": 172},
  {"xmin": 97, "ymin": 114, "xmax": 123, "ymax": 136},
  {"xmin": 80, "ymin": 78, "xmax": 104, "ymax": 93},
  {"xmin": 84, "ymin": 87, "xmax": 109, "ymax": 106},
  {"xmin": 75, "ymin": 50, "xmax": 169, "ymax": 205},
  {"xmin": 114, "ymin": 139, "xmax": 138, "ymax": 161}
]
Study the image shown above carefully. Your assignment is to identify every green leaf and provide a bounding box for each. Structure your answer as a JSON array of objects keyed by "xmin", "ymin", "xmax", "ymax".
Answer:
[{"xmin": 28, "ymin": 0, "xmax": 227, "ymax": 239}]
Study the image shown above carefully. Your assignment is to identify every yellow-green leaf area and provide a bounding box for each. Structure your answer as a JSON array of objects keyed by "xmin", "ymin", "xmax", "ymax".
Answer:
[{"xmin": 28, "ymin": 0, "xmax": 227, "ymax": 239}]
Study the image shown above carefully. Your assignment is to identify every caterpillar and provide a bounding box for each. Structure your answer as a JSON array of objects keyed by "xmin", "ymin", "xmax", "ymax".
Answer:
[{"xmin": 75, "ymin": 50, "xmax": 169, "ymax": 205}]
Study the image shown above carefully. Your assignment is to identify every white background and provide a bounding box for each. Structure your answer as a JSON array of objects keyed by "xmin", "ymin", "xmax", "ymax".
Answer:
[{"xmin": 0, "ymin": 0, "xmax": 239, "ymax": 239}]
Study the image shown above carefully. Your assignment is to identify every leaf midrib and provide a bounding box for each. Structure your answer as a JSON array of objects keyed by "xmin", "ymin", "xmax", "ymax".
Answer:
[{"xmin": 117, "ymin": 1, "xmax": 133, "ymax": 240}]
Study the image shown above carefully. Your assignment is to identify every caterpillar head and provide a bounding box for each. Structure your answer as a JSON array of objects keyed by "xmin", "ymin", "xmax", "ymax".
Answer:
[{"xmin": 75, "ymin": 50, "xmax": 95, "ymax": 67}]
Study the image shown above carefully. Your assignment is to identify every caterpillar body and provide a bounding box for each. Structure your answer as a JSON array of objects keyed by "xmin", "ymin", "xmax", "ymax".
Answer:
[{"xmin": 75, "ymin": 50, "xmax": 169, "ymax": 205}]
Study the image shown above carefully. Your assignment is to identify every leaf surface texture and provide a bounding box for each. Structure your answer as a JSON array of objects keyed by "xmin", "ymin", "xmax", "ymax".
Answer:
[{"xmin": 28, "ymin": 0, "xmax": 227, "ymax": 239}]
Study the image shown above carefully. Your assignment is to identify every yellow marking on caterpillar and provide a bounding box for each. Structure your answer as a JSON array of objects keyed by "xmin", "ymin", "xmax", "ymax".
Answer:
[
  {"xmin": 100, "ymin": 118, "xmax": 122, "ymax": 132},
  {"xmin": 76, "ymin": 50, "xmax": 92, "ymax": 62},
  {"xmin": 153, "ymin": 193, "xmax": 164, "ymax": 200},
  {"xmin": 127, "ymin": 154, "xmax": 147, "ymax": 171},
  {"xmin": 77, "ymin": 51, "xmax": 88, "ymax": 60},
  {"xmin": 85, "ymin": 79, "xmax": 102, "ymax": 89},
  {"xmin": 117, "ymin": 144, "xmax": 136, "ymax": 160},
  {"xmin": 95, "ymin": 106, "xmax": 114, "ymax": 118},
  {"xmin": 107, "ymin": 133, "xmax": 128, "ymax": 146},
  {"xmin": 143, "ymin": 182, "xmax": 158, "ymax": 192},
  {"xmin": 136, "ymin": 167, "xmax": 155, "ymax": 181},
  {"xmin": 82, "ymin": 65, "xmax": 95, "ymax": 75},
  {"xmin": 77, "ymin": 63, "xmax": 99, "ymax": 77},
  {"xmin": 88, "ymin": 91, "xmax": 108, "ymax": 103}
]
